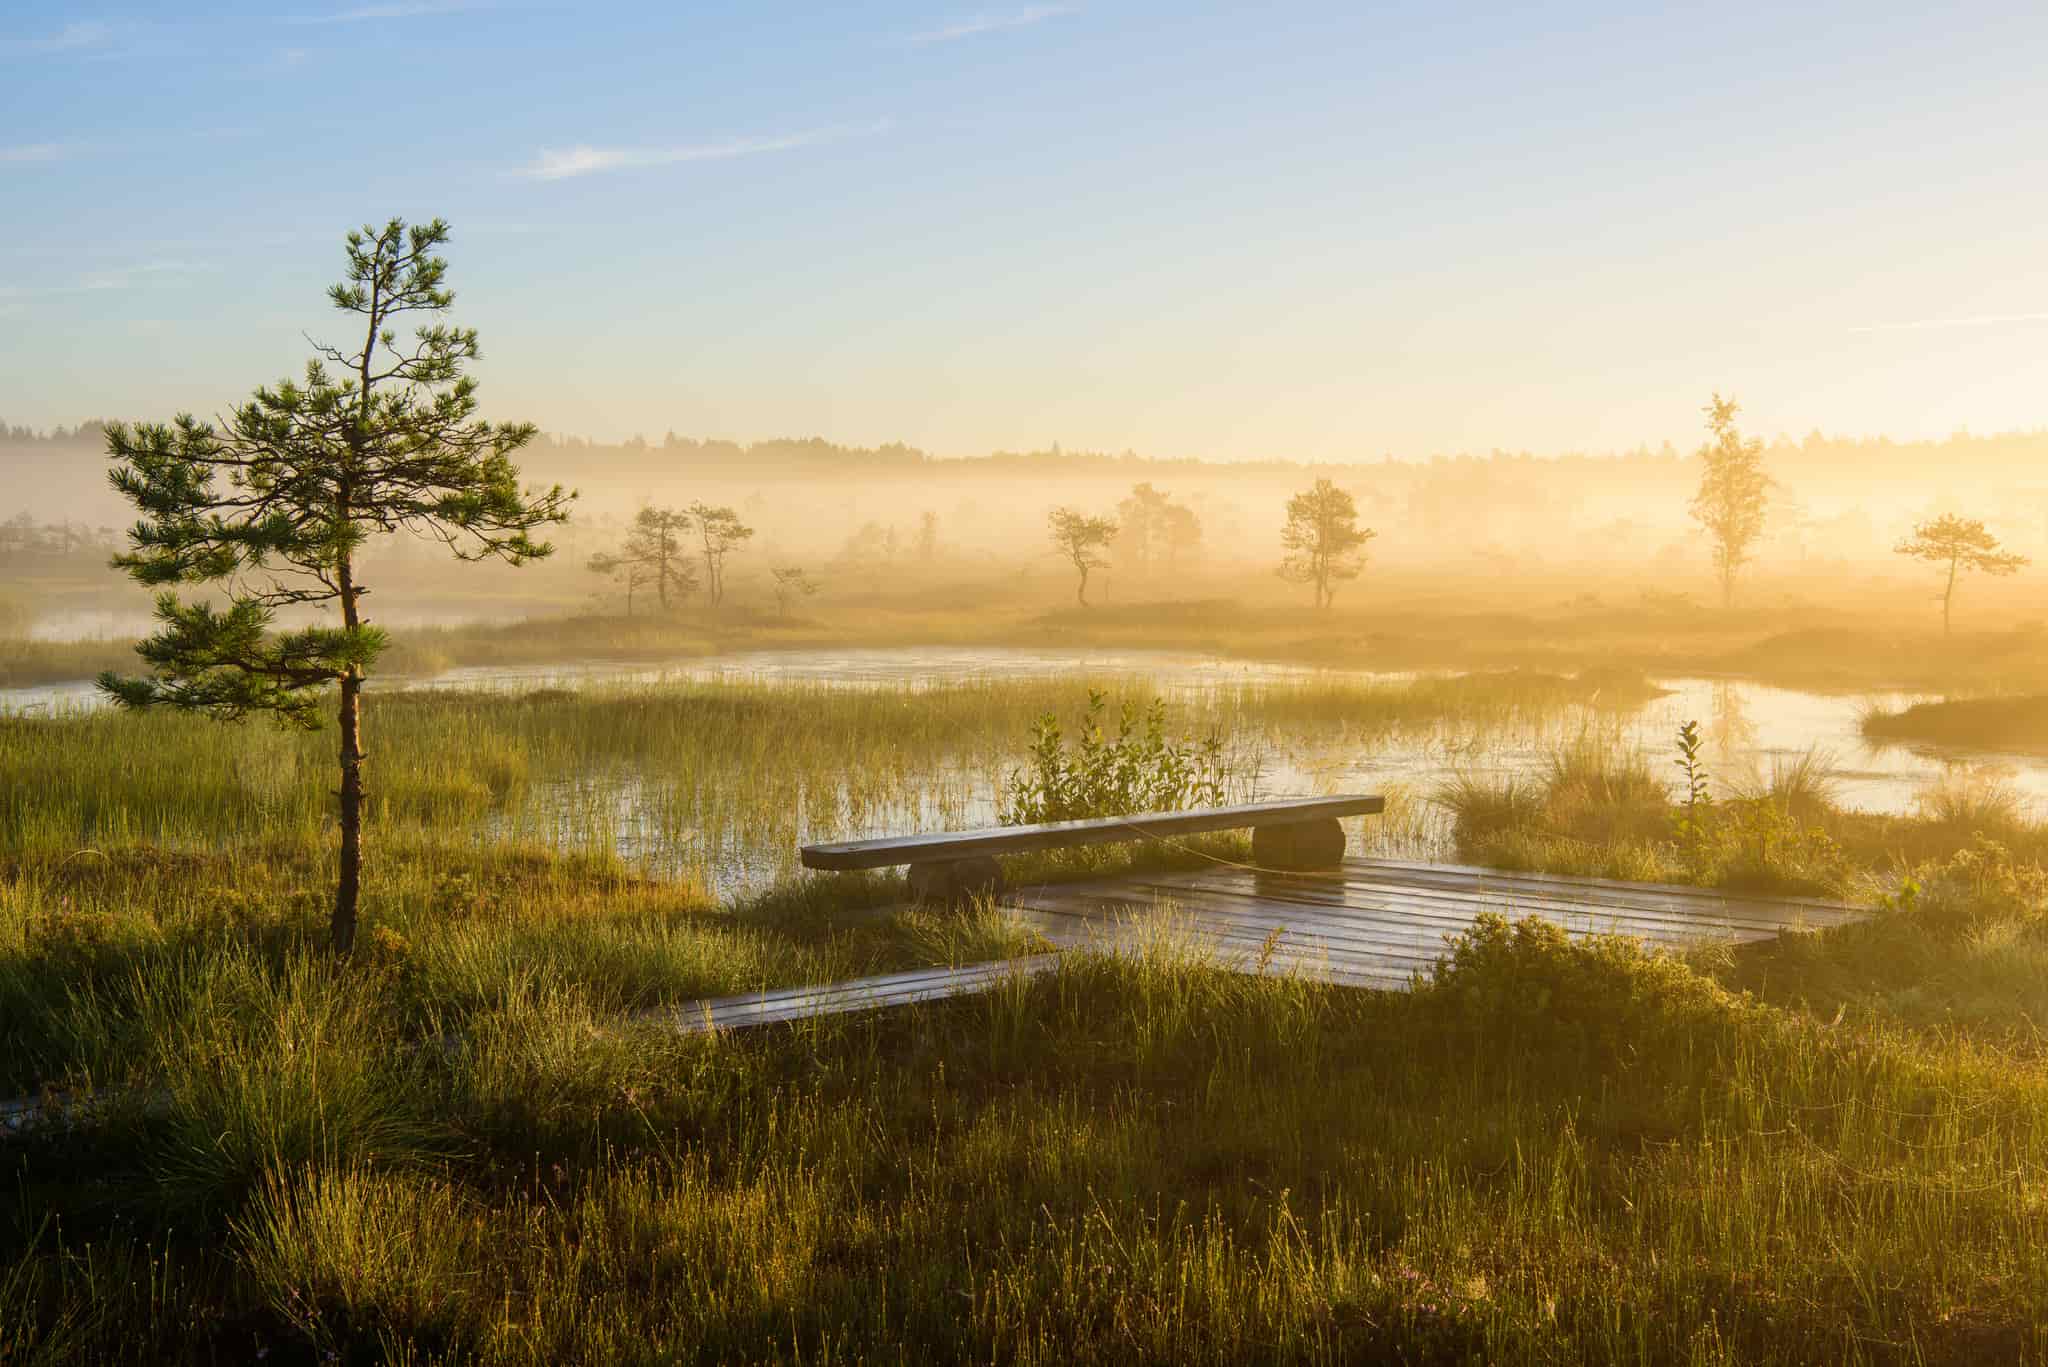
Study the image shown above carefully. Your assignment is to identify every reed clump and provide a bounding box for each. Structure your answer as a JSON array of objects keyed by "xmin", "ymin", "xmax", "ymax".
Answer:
[{"xmin": 1441, "ymin": 730, "xmax": 1869, "ymax": 896}]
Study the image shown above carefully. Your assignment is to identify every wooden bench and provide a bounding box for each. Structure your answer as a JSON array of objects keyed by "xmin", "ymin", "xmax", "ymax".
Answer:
[{"xmin": 800, "ymin": 794, "xmax": 1385, "ymax": 902}]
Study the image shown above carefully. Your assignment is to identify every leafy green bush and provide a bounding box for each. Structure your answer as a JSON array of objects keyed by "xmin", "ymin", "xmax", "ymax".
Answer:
[
  {"xmin": 1706, "ymin": 792, "xmax": 1846, "ymax": 893},
  {"xmin": 999, "ymin": 689, "xmax": 1229, "ymax": 824},
  {"xmin": 1422, "ymin": 912, "xmax": 1746, "ymax": 1066}
]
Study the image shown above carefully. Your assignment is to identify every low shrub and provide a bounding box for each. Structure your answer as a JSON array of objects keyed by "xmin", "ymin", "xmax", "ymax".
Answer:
[{"xmin": 1000, "ymin": 689, "xmax": 1231, "ymax": 824}]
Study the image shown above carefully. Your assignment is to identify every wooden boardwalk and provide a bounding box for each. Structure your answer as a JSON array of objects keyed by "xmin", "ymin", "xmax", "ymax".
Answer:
[
  {"xmin": 665, "ymin": 857, "xmax": 1865, "ymax": 1031},
  {"xmin": 660, "ymin": 957, "xmax": 1057, "ymax": 1034},
  {"xmin": 3, "ymin": 859, "xmax": 1866, "ymax": 1132}
]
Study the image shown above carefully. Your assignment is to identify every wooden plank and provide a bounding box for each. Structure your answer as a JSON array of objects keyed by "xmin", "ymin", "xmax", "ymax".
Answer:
[
  {"xmin": 1352, "ymin": 857, "xmax": 1863, "ymax": 916},
  {"xmin": 1101, "ymin": 860, "xmax": 1863, "ymax": 929},
  {"xmin": 1007, "ymin": 867, "xmax": 1821, "ymax": 972},
  {"xmin": 1009, "ymin": 888, "xmax": 1478, "ymax": 965},
  {"xmin": 1015, "ymin": 901, "xmax": 1461, "ymax": 969},
  {"xmin": 799, "ymin": 795, "xmax": 1384, "ymax": 871},
  {"xmin": 662, "ymin": 958, "xmax": 1058, "ymax": 1032},
  {"xmin": 1100, "ymin": 870, "xmax": 1838, "ymax": 940},
  {"xmin": 1014, "ymin": 892, "xmax": 1725, "ymax": 979},
  {"xmin": 1011, "ymin": 920, "xmax": 1440, "ymax": 990},
  {"xmin": 1323, "ymin": 871, "xmax": 1859, "ymax": 932},
  {"xmin": 1334, "ymin": 864, "xmax": 1864, "ymax": 925},
  {"xmin": 1147, "ymin": 858, "xmax": 1862, "ymax": 925},
  {"xmin": 998, "ymin": 912, "xmax": 1422, "ymax": 989},
  {"xmin": 1029, "ymin": 882, "xmax": 1746, "ymax": 955}
]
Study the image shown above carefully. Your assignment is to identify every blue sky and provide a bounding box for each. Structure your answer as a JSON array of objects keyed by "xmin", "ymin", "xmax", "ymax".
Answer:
[{"xmin": 4, "ymin": 2, "xmax": 2046, "ymax": 460}]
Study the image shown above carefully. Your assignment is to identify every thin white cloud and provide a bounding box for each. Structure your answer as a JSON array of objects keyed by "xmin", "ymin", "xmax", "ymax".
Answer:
[
  {"xmin": 517, "ymin": 119, "xmax": 892, "ymax": 182},
  {"xmin": 79, "ymin": 260, "xmax": 224, "ymax": 292},
  {"xmin": 2, "ymin": 260, "xmax": 220, "ymax": 304},
  {"xmin": 284, "ymin": 0, "xmax": 482, "ymax": 25},
  {"xmin": 1, "ymin": 144, "xmax": 64, "ymax": 165},
  {"xmin": 906, "ymin": 5, "xmax": 1073, "ymax": 44},
  {"xmin": 1850, "ymin": 312, "xmax": 2048, "ymax": 334},
  {"xmin": 0, "ymin": 21, "xmax": 113, "ymax": 53}
]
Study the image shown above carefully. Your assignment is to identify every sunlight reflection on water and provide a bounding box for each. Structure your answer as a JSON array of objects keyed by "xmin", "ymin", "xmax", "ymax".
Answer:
[{"xmin": 10, "ymin": 646, "xmax": 2039, "ymax": 897}]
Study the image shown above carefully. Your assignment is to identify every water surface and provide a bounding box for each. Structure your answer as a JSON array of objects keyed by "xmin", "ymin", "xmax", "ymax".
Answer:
[{"xmin": 8, "ymin": 646, "xmax": 2036, "ymax": 894}]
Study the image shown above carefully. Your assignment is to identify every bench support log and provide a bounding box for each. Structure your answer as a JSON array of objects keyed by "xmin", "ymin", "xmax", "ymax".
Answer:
[
  {"xmin": 907, "ymin": 855, "xmax": 1005, "ymax": 906},
  {"xmin": 1252, "ymin": 818, "xmax": 1346, "ymax": 871}
]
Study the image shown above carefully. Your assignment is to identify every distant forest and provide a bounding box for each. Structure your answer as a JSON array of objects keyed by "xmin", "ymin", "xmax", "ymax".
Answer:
[
  {"xmin": 12, "ymin": 417, "xmax": 2048, "ymax": 484},
  {"xmin": 11, "ymin": 419, "xmax": 2048, "ymax": 570}
]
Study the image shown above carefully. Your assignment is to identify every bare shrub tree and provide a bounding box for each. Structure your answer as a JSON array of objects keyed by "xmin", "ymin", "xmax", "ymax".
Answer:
[
  {"xmin": 686, "ymin": 502, "xmax": 754, "ymax": 606},
  {"xmin": 588, "ymin": 506, "xmax": 696, "ymax": 614},
  {"xmin": 771, "ymin": 566, "xmax": 820, "ymax": 618},
  {"xmin": 1895, "ymin": 513, "xmax": 2028, "ymax": 636},
  {"xmin": 1048, "ymin": 507, "xmax": 1117, "ymax": 607},
  {"xmin": 1278, "ymin": 478, "xmax": 1373, "ymax": 609},
  {"xmin": 1690, "ymin": 394, "xmax": 1770, "ymax": 609}
]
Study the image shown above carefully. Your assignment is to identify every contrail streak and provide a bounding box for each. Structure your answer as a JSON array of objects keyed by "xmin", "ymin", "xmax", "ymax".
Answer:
[{"xmin": 1849, "ymin": 311, "xmax": 2048, "ymax": 334}]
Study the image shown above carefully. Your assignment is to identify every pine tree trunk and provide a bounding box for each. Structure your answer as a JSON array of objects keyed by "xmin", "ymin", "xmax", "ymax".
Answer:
[
  {"xmin": 1076, "ymin": 567, "xmax": 1089, "ymax": 607},
  {"xmin": 1944, "ymin": 557, "xmax": 1958, "ymax": 637},
  {"xmin": 334, "ymin": 669, "xmax": 364, "ymax": 954}
]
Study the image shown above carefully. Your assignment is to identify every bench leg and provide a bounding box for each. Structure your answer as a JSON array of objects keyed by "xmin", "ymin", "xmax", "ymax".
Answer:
[
  {"xmin": 1252, "ymin": 818, "xmax": 1346, "ymax": 871},
  {"xmin": 907, "ymin": 855, "xmax": 1005, "ymax": 906}
]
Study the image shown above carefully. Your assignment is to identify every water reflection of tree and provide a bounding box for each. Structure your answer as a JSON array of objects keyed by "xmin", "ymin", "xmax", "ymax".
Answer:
[{"xmin": 1708, "ymin": 682, "xmax": 1761, "ymax": 790}]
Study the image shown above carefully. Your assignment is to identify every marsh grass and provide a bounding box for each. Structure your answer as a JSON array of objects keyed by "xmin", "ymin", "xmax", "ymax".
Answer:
[
  {"xmin": 1915, "ymin": 765, "xmax": 2031, "ymax": 831},
  {"xmin": 1737, "ymin": 746, "xmax": 1842, "ymax": 820},
  {"xmin": 1439, "ymin": 732, "xmax": 1950, "ymax": 896},
  {"xmin": 13, "ymin": 669, "xmax": 2048, "ymax": 1360},
  {"xmin": 0, "ymin": 670, "xmax": 1598, "ymax": 875},
  {"xmin": 11, "ymin": 912, "xmax": 2048, "ymax": 1363}
]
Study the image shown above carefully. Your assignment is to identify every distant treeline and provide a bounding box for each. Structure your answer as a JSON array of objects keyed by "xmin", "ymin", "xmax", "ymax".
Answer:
[
  {"xmin": 0, "ymin": 513, "xmax": 115, "ymax": 561},
  {"xmin": 0, "ymin": 419, "xmax": 115, "ymax": 444},
  {"xmin": 541, "ymin": 432, "xmax": 1233, "ymax": 474},
  {"xmin": 13, "ymin": 417, "xmax": 2048, "ymax": 484},
  {"xmin": 537, "ymin": 427, "xmax": 2048, "ymax": 485}
]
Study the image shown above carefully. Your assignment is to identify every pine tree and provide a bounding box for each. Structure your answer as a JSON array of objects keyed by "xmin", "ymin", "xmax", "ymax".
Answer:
[{"xmin": 99, "ymin": 218, "xmax": 571, "ymax": 953}]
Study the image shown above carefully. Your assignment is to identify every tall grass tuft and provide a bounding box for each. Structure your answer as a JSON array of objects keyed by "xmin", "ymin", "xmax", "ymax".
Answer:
[
  {"xmin": 1915, "ymin": 764, "xmax": 2029, "ymax": 832},
  {"xmin": 1540, "ymin": 735, "xmax": 1669, "ymax": 844},
  {"xmin": 105, "ymin": 949, "xmax": 450, "ymax": 1219},
  {"xmin": 235, "ymin": 1164, "xmax": 482, "ymax": 1349},
  {"xmin": 1732, "ymin": 747, "xmax": 1839, "ymax": 820}
]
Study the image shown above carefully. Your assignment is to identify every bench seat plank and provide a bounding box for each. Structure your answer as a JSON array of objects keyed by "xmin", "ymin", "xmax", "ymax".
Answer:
[{"xmin": 799, "ymin": 795, "xmax": 1385, "ymax": 871}]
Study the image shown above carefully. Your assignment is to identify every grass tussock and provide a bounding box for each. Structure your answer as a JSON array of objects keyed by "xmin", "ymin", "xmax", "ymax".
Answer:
[{"xmin": 1437, "ymin": 732, "xmax": 1949, "ymax": 897}]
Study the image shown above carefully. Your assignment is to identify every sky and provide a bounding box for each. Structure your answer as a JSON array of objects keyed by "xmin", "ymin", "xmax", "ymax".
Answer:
[{"xmin": 3, "ymin": 1, "xmax": 2047, "ymax": 462}]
